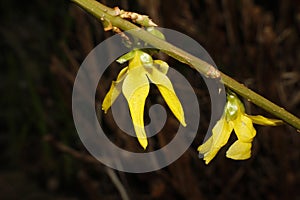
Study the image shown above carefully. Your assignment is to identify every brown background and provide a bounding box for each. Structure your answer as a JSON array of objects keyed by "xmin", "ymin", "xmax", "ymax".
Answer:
[{"xmin": 0, "ymin": 0, "xmax": 299, "ymax": 199}]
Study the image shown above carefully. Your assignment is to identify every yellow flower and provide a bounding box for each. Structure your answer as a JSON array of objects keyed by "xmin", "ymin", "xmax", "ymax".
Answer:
[
  {"xmin": 198, "ymin": 92, "xmax": 283, "ymax": 164},
  {"xmin": 102, "ymin": 50, "xmax": 186, "ymax": 149}
]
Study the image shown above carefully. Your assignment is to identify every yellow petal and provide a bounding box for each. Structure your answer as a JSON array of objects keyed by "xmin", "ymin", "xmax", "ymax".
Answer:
[
  {"xmin": 153, "ymin": 60, "xmax": 169, "ymax": 74},
  {"xmin": 197, "ymin": 137, "xmax": 213, "ymax": 154},
  {"xmin": 226, "ymin": 140, "xmax": 252, "ymax": 160},
  {"xmin": 147, "ymin": 67, "xmax": 186, "ymax": 126},
  {"xmin": 102, "ymin": 67, "xmax": 128, "ymax": 113},
  {"xmin": 212, "ymin": 117, "xmax": 233, "ymax": 148},
  {"xmin": 198, "ymin": 117, "xmax": 233, "ymax": 164},
  {"xmin": 128, "ymin": 51, "xmax": 150, "ymax": 70},
  {"xmin": 122, "ymin": 68, "xmax": 150, "ymax": 149},
  {"xmin": 203, "ymin": 148, "xmax": 221, "ymax": 164},
  {"xmin": 233, "ymin": 114, "xmax": 256, "ymax": 143},
  {"xmin": 246, "ymin": 114, "xmax": 283, "ymax": 126}
]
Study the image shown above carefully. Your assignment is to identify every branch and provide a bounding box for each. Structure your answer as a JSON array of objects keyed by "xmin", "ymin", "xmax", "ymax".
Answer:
[{"xmin": 70, "ymin": 0, "xmax": 300, "ymax": 131}]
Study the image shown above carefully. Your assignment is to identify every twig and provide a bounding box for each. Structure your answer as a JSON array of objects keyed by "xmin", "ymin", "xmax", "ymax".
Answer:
[
  {"xmin": 44, "ymin": 135, "xmax": 130, "ymax": 200},
  {"xmin": 105, "ymin": 168, "xmax": 130, "ymax": 200},
  {"xmin": 70, "ymin": 0, "xmax": 300, "ymax": 130}
]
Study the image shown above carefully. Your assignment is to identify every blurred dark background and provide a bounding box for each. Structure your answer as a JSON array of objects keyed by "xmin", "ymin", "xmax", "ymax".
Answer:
[{"xmin": 0, "ymin": 0, "xmax": 300, "ymax": 199}]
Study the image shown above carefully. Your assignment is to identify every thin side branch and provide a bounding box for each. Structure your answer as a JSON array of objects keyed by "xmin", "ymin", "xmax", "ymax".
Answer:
[{"xmin": 44, "ymin": 135, "xmax": 130, "ymax": 200}]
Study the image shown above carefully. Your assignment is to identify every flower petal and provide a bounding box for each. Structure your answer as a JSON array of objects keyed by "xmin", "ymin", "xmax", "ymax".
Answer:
[
  {"xmin": 102, "ymin": 67, "xmax": 128, "ymax": 113},
  {"xmin": 122, "ymin": 68, "xmax": 150, "ymax": 149},
  {"xmin": 212, "ymin": 117, "xmax": 233, "ymax": 148},
  {"xmin": 128, "ymin": 51, "xmax": 144, "ymax": 70},
  {"xmin": 203, "ymin": 148, "xmax": 221, "ymax": 164},
  {"xmin": 147, "ymin": 67, "xmax": 186, "ymax": 126},
  {"xmin": 197, "ymin": 137, "xmax": 212, "ymax": 154},
  {"xmin": 233, "ymin": 114, "xmax": 256, "ymax": 143},
  {"xmin": 153, "ymin": 60, "xmax": 169, "ymax": 74},
  {"xmin": 198, "ymin": 117, "xmax": 233, "ymax": 164},
  {"xmin": 226, "ymin": 140, "xmax": 252, "ymax": 160},
  {"xmin": 246, "ymin": 114, "xmax": 283, "ymax": 126}
]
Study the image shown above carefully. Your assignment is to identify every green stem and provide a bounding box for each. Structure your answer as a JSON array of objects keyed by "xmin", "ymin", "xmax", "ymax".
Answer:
[{"xmin": 71, "ymin": 0, "xmax": 300, "ymax": 130}]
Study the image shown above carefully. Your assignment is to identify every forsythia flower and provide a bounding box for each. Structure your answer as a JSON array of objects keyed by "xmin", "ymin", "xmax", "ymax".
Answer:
[
  {"xmin": 102, "ymin": 50, "xmax": 186, "ymax": 149},
  {"xmin": 198, "ymin": 92, "xmax": 283, "ymax": 164}
]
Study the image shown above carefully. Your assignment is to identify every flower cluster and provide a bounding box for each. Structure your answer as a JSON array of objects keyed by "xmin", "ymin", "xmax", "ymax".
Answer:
[
  {"xmin": 198, "ymin": 92, "xmax": 283, "ymax": 164},
  {"xmin": 102, "ymin": 50, "xmax": 186, "ymax": 149}
]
